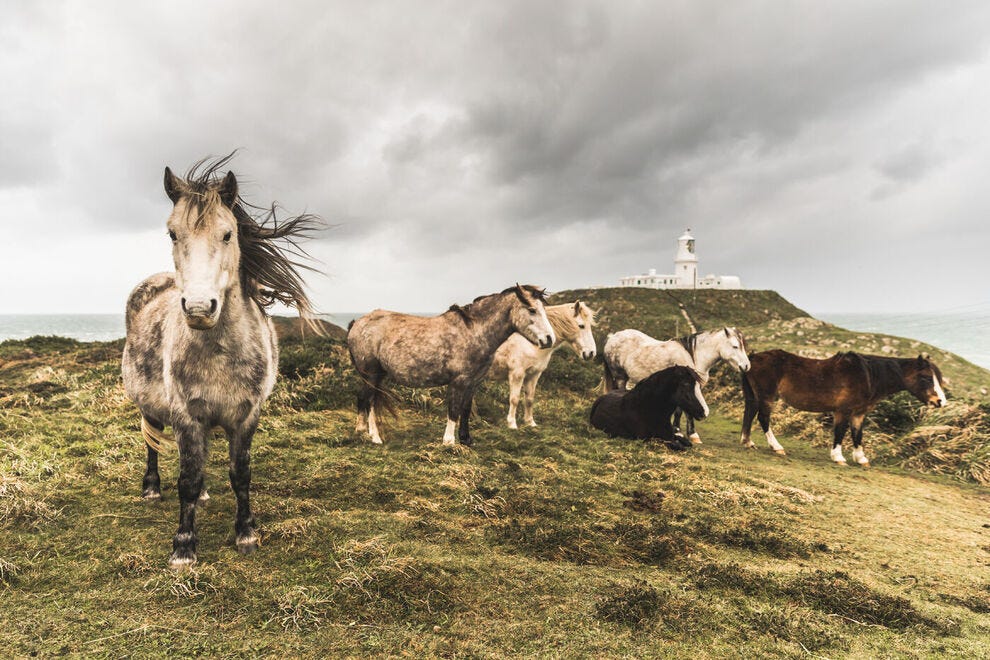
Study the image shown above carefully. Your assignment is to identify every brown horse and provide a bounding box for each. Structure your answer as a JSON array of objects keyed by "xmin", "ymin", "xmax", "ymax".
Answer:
[{"xmin": 741, "ymin": 350, "xmax": 946, "ymax": 465}]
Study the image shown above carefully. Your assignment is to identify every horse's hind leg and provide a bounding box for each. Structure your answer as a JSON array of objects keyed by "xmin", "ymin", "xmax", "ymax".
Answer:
[
  {"xmin": 356, "ymin": 366, "xmax": 384, "ymax": 444},
  {"xmin": 830, "ymin": 411, "xmax": 849, "ymax": 465},
  {"xmin": 142, "ymin": 416, "xmax": 164, "ymax": 500},
  {"xmin": 458, "ymin": 391, "xmax": 474, "ymax": 446},
  {"xmin": 228, "ymin": 415, "xmax": 260, "ymax": 553},
  {"xmin": 849, "ymin": 412, "xmax": 869, "ymax": 466}
]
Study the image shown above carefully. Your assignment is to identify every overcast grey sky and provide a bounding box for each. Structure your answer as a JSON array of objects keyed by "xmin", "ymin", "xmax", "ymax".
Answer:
[{"xmin": 2, "ymin": 1, "xmax": 989, "ymax": 315}]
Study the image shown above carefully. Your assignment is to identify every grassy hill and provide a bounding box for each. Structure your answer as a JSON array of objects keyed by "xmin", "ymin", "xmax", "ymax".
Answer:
[{"xmin": 2, "ymin": 290, "xmax": 989, "ymax": 656}]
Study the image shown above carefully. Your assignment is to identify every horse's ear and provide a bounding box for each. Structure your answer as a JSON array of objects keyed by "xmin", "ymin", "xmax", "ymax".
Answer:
[
  {"xmin": 573, "ymin": 301, "xmax": 581, "ymax": 316},
  {"xmin": 513, "ymin": 283, "xmax": 529, "ymax": 304},
  {"xmin": 724, "ymin": 327, "xmax": 730, "ymax": 336},
  {"xmin": 219, "ymin": 170, "xmax": 238, "ymax": 207},
  {"xmin": 164, "ymin": 167, "xmax": 185, "ymax": 204}
]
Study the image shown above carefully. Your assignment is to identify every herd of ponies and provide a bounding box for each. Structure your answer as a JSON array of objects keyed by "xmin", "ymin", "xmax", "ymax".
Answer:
[{"xmin": 122, "ymin": 159, "xmax": 949, "ymax": 567}]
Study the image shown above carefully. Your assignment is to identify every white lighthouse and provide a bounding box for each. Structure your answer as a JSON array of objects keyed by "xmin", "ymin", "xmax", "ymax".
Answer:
[
  {"xmin": 674, "ymin": 229, "xmax": 698, "ymax": 288},
  {"xmin": 618, "ymin": 229, "xmax": 742, "ymax": 290}
]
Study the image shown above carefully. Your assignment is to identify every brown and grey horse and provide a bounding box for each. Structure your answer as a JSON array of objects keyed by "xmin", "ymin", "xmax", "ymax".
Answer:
[
  {"xmin": 741, "ymin": 350, "xmax": 947, "ymax": 465},
  {"xmin": 347, "ymin": 285, "xmax": 555, "ymax": 446},
  {"xmin": 122, "ymin": 155, "xmax": 320, "ymax": 567}
]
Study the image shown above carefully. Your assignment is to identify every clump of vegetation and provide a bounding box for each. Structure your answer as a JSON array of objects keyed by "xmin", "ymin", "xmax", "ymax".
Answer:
[
  {"xmin": 785, "ymin": 570, "xmax": 954, "ymax": 633},
  {"xmin": 595, "ymin": 580, "xmax": 698, "ymax": 631}
]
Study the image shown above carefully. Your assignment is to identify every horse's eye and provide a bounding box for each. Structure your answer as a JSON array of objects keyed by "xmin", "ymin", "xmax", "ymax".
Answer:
[
  {"xmin": 223, "ymin": 231, "xmax": 232, "ymax": 243},
  {"xmin": 528, "ymin": 307, "xmax": 536, "ymax": 314},
  {"xmin": 168, "ymin": 230, "xmax": 177, "ymax": 242},
  {"xmin": 578, "ymin": 324, "xmax": 585, "ymax": 329}
]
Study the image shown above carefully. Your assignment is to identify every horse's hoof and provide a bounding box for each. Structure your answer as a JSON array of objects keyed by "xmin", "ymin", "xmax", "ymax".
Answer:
[
  {"xmin": 507, "ymin": 421, "xmax": 518, "ymax": 430},
  {"xmin": 773, "ymin": 449, "xmax": 787, "ymax": 456},
  {"xmin": 859, "ymin": 460, "xmax": 870, "ymax": 468},
  {"xmin": 742, "ymin": 442, "xmax": 756, "ymax": 450},
  {"xmin": 197, "ymin": 489, "xmax": 210, "ymax": 504},
  {"xmin": 526, "ymin": 421, "xmax": 537, "ymax": 428},
  {"xmin": 460, "ymin": 437, "xmax": 474, "ymax": 447},
  {"xmin": 689, "ymin": 433, "xmax": 702, "ymax": 444},
  {"xmin": 168, "ymin": 549, "xmax": 197, "ymax": 570},
  {"xmin": 142, "ymin": 489, "xmax": 162, "ymax": 501},
  {"xmin": 370, "ymin": 436, "xmax": 384, "ymax": 445},
  {"xmin": 236, "ymin": 533, "xmax": 259, "ymax": 555},
  {"xmin": 834, "ymin": 460, "xmax": 847, "ymax": 466}
]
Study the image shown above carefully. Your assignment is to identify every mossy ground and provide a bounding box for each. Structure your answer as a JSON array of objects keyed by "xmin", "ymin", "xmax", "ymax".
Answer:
[{"xmin": 3, "ymin": 315, "xmax": 990, "ymax": 658}]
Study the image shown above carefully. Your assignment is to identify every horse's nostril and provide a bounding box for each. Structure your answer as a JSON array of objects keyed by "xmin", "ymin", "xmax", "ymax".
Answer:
[
  {"xmin": 181, "ymin": 297, "xmax": 187, "ymax": 312},
  {"xmin": 209, "ymin": 299, "xmax": 218, "ymax": 315}
]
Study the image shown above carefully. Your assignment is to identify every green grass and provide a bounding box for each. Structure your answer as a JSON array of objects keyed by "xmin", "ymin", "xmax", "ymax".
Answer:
[{"xmin": 2, "ymin": 290, "xmax": 990, "ymax": 656}]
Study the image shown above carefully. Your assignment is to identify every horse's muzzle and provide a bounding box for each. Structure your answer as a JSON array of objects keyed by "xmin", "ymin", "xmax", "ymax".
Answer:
[
  {"xmin": 181, "ymin": 297, "xmax": 219, "ymax": 329},
  {"xmin": 582, "ymin": 350, "xmax": 596, "ymax": 360},
  {"xmin": 538, "ymin": 336, "xmax": 554, "ymax": 349}
]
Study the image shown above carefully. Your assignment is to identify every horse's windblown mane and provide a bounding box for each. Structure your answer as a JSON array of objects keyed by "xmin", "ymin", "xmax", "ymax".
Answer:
[
  {"xmin": 175, "ymin": 154, "xmax": 322, "ymax": 323},
  {"xmin": 676, "ymin": 332, "xmax": 700, "ymax": 359}
]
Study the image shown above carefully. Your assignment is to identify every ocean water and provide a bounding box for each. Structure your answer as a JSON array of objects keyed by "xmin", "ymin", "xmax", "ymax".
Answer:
[
  {"xmin": 2, "ymin": 312, "xmax": 987, "ymax": 370},
  {"xmin": 819, "ymin": 312, "xmax": 990, "ymax": 370}
]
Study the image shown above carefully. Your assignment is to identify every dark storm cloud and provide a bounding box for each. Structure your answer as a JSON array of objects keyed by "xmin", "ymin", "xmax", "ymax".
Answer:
[{"xmin": 2, "ymin": 1, "xmax": 990, "ymax": 312}]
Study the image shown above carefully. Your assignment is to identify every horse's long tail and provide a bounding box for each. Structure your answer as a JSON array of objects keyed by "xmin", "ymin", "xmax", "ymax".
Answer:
[
  {"xmin": 141, "ymin": 416, "xmax": 174, "ymax": 453},
  {"xmin": 602, "ymin": 360, "xmax": 618, "ymax": 392}
]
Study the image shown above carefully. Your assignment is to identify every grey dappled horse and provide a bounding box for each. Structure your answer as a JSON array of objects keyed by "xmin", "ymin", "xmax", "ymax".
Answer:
[
  {"xmin": 347, "ymin": 285, "xmax": 555, "ymax": 446},
  {"xmin": 122, "ymin": 155, "xmax": 320, "ymax": 567}
]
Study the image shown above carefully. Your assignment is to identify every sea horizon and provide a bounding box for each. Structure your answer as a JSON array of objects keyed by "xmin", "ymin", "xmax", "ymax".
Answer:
[{"xmin": 2, "ymin": 310, "xmax": 988, "ymax": 370}]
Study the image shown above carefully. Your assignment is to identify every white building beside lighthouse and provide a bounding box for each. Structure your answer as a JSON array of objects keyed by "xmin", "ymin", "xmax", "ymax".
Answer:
[{"xmin": 618, "ymin": 229, "xmax": 742, "ymax": 290}]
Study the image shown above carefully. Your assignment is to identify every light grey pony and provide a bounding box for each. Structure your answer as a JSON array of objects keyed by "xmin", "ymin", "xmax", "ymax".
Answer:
[
  {"xmin": 347, "ymin": 285, "xmax": 555, "ymax": 446},
  {"xmin": 602, "ymin": 327, "xmax": 750, "ymax": 442},
  {"xmin": 122, "ymin": 155, "xmax": 320, "ymax": 568},
  {"xmin": 488, "ymin": 301, "xmax": 596, "ymax": 429}
]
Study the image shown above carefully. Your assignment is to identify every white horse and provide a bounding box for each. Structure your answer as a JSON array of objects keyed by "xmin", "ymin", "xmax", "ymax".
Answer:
[
  {"xmin": 488, "ymin": 301, "xmax": 596, "ymax": 429},
  {"xmin": 602, "ymin": 327, "xmax": 750, "ymax": 442}
]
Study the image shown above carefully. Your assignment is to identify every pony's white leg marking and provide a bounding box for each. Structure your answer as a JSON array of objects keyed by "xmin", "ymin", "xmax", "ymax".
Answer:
[
  {"xmin": 830, "ymin": 445, "xmax": 847, "ymax": 464},
  {"xmin": 198, "ymin": 488, "xmax": 210, "ymax": 503},
  {"xmin": 766, "ymin": 429, "xmax": 786, "ymax": 455},
  {"xmin": 852, "ymin": 446, "xmax": 869, "ymax": 465},
  {"xmin": 741, "ymin": 432, "xmax": 756, "ymax": 449},
  {"xmin": 367, "ymin": 407, "xmax": 383, "ymax": 444},
  {"xmin": 933, "ymin": 374, "xmax": 947, "ymax": 406},
  {"xmin": 689, "ymin": 432, "xmax": 702, "ymax": 443},
  {"xmin": 442, "ymin": 418, "xmax": 457, "ymax": 445}
]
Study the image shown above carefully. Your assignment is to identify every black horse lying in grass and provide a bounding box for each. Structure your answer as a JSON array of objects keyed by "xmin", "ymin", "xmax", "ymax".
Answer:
[{"xmin": 590, "ymin": 366, "xmax": 709, "ymax": 449}]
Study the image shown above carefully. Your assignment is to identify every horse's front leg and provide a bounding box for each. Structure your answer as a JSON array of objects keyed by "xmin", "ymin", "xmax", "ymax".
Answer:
[
  {"xmin": 506, "ymin": 369, "xmax": 523, "ymax": 429},
  {"xmin": 521, "ymin": 372, "xmax": 541, "ymax": 427},
  {"xmin": 686, "ymin": 414, "xmax": 701, "ymax": 444},
  {"xmin": 757, "ymin": 400, "xmax": 786, "ymax": 455},
  {"xmin": 169, "ymin": 418, "xmax": 207, "ymax": 568},
  {"xmin": 830, "ymin": 411, "xmax": 850, "ymax": 465},
  {"xmin": 849, "ymin": 411, "xmax": 869, "ymax": 466},
  {"xmin": 228, "ymin": 415, "xmax": 260, "ymax": 553}
]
